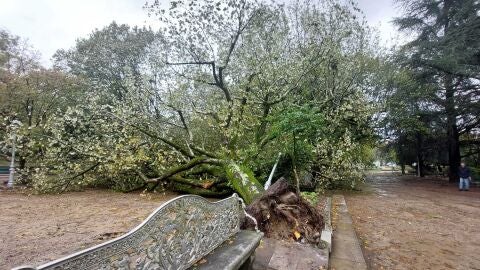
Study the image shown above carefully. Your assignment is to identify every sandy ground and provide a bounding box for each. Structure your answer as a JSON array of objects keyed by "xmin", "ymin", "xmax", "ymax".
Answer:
[
  {"xmin": 0, "ymin": 189, "xmax": 179, "ymax": 269},
  {"xmin": 3, "ymin": 173, "xmax": 480, "ymax": 270},
  {"xmin": 346, "ymin": 172, "xmax": 480, "ymax": 270}
]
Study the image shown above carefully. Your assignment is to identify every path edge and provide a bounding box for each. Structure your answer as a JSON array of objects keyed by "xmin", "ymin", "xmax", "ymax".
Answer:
[
  {"xmin": 320, "ymin": 196, "xmax": 332, "ymax": 268},
  {"xmin": 329, "ymin": 194, "xmax": 367, "ymax": 269}
]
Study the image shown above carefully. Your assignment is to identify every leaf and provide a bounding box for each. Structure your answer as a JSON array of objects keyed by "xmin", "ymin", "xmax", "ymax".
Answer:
[
  {"xmin": 293, "ymin": 230, "xmax": 301, "ymax": 240},
  {"xmin": 201, "ymin": 180, "xmax": 214, "ymax": 189}
]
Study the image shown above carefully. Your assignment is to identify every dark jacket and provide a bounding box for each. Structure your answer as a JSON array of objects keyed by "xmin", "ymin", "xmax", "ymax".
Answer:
[{"xmin": 458, "ymin": 167, "xmax": 471, "ymax": 178}]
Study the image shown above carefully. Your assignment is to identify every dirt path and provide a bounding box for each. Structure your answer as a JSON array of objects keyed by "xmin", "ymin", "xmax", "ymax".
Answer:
[
  {"xmin": 346, "ymin": 172, "xmax": 480, "ymax": 270},
  {"xmin": 0, "ymin": 189, "xmax": 179, "ymax": 269}
]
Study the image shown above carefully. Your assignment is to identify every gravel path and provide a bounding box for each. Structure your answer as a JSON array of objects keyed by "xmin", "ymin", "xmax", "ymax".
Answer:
[
  {"xmin": 346, "ymin": 172, "xmax": 480, "ymax": 270},
  {"xmin": 3, "ymin": 173, "xmax": 480, "ymax": 270},
  {"xmin": 0, "ymin": 189, "xmax": 178, "ymax": 269}
]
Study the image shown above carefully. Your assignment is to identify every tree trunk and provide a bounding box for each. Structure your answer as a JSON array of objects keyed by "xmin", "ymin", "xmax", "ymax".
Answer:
[
  {"xmin": 169, "ymin": 182, "xmax": 232, "ymax": 197},
  {"xmin": 224, "ymin": 162, "xmax": 264, "ymax": 204},
  {"xmin": 417, "ymin": 154, "xmax": 425, "ymax": 177},
  {"xmin": 292, "ymin": 131, "xmax": 300, "ymax": 194},
  {"xmin": 445, "ymin": 75, "xmax": 461, "ymax": 182},
  {"xmin": 441, "ymin": 1, "xmax": 461, "ymax": 182},
  {"xmin": 447, "ymin": 125, "xmax": 460, "ymax": 182},
  {"xmin": 18, "ymin": 155, "xmax": 26, "ymax": 170},
  {"xmin": 416, "ymin": 132, "xmax": 425, "ymax": 177},
  {"xmin": 255, "ymin": 93, "xmax": 271, "ymax": 144}
]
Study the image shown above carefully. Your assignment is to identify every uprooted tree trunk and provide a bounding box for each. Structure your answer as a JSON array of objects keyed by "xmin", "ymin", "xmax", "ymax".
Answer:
[
  {"xmin": 165, "ymin": 161, "xmax": 264, "ymax": 203},
  {"xmin": 224, "ymin": 162, "xmax": 264, "ymax": 204},
  {"xmin": 136, "ymin": 153, "xmax": 264, "ymax": 204},
  {"xmin": 118, "ymin": 118, "xmax": 265, "ymax": 204},
  {"xmin": 242, "ymin": 177, "xmax": 324, "ymax": 245}
]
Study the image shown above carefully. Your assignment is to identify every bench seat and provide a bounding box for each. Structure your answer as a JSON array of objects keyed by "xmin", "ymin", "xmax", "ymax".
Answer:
[{"xmin": 191, "ymin": 230, "xmax": 263, "ymax": 270}]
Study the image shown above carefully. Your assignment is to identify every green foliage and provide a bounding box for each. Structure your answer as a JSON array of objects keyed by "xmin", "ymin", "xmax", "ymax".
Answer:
[
  {"xmin": 301, "ymin": 191, "xmax": 319, "ymax": 206},
  {"xmin": 268, "ymin": 105, "xmax": 324, "ymax": 169},
  {"xmin": 28, "ymin": 100, "xmax": 150, "ymax": 192},
  {"xmin": 0, "ymin": 30, "xmax": 85, "ymax": 179},
  {"xmin": 266, "ymin": 101, "xmax": 374, "ymax": 189},
  {"xmin": 53, "ymin": 22, "xmax": 157, "ymax": 101},
  {"xmin": 383, "ymin": 0, "xmax": 480, "ymax": 176},
  {"xmin": 3, "ymin": 0, "xmax": 382, "ymax": 199},
  {"xmin": 269, "ymin": 106, "xmax": 326, "ymax": 143}
]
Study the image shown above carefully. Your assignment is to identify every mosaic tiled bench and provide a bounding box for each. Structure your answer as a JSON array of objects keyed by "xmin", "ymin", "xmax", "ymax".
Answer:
[{"xmin": 14, "ymin": 194, "xmax": 263, "ymax": 270}]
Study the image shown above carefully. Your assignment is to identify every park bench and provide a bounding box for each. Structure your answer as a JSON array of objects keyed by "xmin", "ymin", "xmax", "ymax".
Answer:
[
  {"xmin": 0, "ymin": 166, "xmax": 9, "ymax": 174},
  {"xmin": 0, "ymin": 166, "xmax": 9, "ymax": 185},
  {"xmin": 13, "ymin": 194, "xmax": 263, "ymax": 270}
]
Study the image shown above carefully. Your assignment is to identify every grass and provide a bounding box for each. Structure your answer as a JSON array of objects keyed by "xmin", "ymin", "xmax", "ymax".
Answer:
[{"xmin": 315, "ymin": 179, "xmax": 375, "ymax": 198}]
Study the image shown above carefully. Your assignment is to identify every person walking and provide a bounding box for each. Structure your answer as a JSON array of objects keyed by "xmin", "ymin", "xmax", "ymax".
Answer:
[{"xmin": 458, "ymin": 162, "xmax": 472, "ymax": 191}]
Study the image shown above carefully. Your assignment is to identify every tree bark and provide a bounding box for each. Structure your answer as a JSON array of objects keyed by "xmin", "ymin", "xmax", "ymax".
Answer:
[
  {"xmin": 145, "ymin": 157, "xmax": 222, "ymax": 183},
  {"xmin": 18, "ymin": 156, "xmax": 26, "ymax": 170},
  {"xmin": 141, "ymin": 157, "xmax": 263, "ymax": 203},
  {"xmin": 416, "ymin": 132, "xmax": 425, "ymax": 177},
  {"xmin": 169, "ymin": 182, "xmax": 231, "ymax": 197},
  {"xmin": 445, "ymin": 75, "xmax": 461, "ymax": 182},
  {"xmin": 224, "ymin": 162, "xmax": 263, "ymax": 204},
  {"xmin": 292, "ymin": 131, "xmax": 300, "ymax": 194}
]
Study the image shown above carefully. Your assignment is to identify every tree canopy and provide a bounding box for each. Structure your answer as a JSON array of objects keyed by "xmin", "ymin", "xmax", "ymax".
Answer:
[
  {"xmin": 0, "ymin": 0, "xmax": 400, "ymax": 202},
  {"xmin": 381, "ymin": 0, "xmax": 480, "ymax": 178}
]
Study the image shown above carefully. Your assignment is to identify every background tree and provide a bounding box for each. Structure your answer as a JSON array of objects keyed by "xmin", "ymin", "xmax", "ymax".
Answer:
[
  {"xmin": 0, "ymin": 30, "xmax": 83, "ymax": 175},
  {"xmin": 393, "ymin": 0, "xmax": 480, "ymax": 181},
  {"xmin": 53, "ymin": 22, "xmax": 157, "ymax": 101}
]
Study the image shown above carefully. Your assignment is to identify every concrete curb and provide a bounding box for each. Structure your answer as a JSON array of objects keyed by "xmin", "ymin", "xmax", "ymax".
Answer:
[
  {"xmin": 321, "ymin": 197, "xmax": 333, "ymax": 252},
  {"xmin": 319, "ymin": 196, "xmax": 332, "ymax": 269},
  {"xmin": 329, "ymin": 195, "xmax": 367, "ymax": 270}
]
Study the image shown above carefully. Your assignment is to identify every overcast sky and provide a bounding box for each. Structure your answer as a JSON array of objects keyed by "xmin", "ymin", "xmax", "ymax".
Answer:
[{"xmin": 0, "ymin": 0, "xmax": 401, "ymax": 66}]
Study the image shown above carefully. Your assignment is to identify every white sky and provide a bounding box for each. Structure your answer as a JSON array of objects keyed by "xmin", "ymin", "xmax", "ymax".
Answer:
[{"xmin": 0, "ymin": 0, "xmax": 401, "ymax": 66}]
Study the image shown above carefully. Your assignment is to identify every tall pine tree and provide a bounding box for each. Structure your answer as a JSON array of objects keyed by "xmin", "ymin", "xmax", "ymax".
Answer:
[{"xmin": 394, "ymin": 0, "xmax": 480, "ymax": 181}]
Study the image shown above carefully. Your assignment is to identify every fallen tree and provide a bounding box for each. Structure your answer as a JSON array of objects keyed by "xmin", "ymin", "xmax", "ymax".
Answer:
[{"xmin": 17, "ymin": 0, "xmax": 378, "ymax": 201}]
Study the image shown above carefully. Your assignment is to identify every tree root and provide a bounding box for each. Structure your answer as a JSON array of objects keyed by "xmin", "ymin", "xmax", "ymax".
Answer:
[{"xmin": 242, "ymin": 177, "xmax": 324, "ymax": 245}]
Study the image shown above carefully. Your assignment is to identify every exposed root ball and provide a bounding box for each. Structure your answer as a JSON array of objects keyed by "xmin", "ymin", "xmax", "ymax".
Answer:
[{"xmin": 242, "ymin": 178, "xmax": 324, "ymax": 245}]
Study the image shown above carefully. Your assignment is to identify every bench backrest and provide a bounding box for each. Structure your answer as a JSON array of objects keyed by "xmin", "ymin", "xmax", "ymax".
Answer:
[
  {"xmin": 0, "ymin": 166, "xmax": 9, "ymax": 174},
  {"xmin": 17, "ymin": 194, "xmax": 245, "ymax": 270}
]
